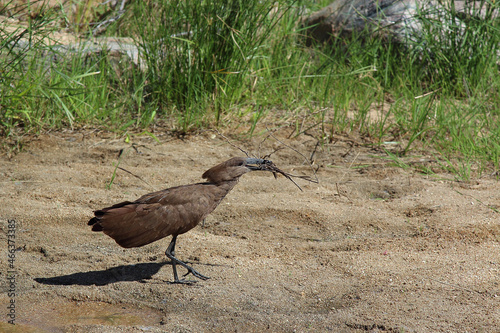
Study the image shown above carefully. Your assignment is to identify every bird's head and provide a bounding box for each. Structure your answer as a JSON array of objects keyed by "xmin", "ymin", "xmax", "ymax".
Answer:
[{"xmin": 202, "ymin": 157, "xmax": 272, "ymax": 184}]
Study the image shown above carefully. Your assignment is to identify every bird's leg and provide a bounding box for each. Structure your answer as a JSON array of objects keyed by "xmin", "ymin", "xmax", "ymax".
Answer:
[
  {"xmin": 166, "ymin": 235, "xmax": 180, "ymax": 282},
  {"xmin": 165, "ymin": 235, "xmax": 210, "ymax": 284}
]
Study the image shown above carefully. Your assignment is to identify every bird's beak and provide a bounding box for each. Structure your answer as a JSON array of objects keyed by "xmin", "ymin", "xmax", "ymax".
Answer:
[{"xmin": 245, "ymin": 158, "xmax": 272, "ymax": 171}]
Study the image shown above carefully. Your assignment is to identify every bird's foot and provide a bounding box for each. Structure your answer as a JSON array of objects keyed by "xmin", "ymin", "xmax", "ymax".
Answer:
[
  {"xmin": 183, "ymin": 266, "xmax": 210, "ymax": 281},
  {"xmin": 168, "ymin": 268, "xmax": 209, "ymax": 284}
]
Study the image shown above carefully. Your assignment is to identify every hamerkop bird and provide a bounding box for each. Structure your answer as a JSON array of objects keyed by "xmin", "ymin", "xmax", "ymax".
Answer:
[{"xmin": 89, "ymin": 157, "xmax": 273, "ymax": 284}]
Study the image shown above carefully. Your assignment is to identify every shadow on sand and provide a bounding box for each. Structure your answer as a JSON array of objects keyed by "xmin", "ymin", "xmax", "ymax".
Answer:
[{"xmin": 34, "ymin": 262, "xmax": 169, "ymax": 286}]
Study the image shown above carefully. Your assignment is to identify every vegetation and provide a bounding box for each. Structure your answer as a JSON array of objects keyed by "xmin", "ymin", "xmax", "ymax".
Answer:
[{"xmin": 0, "ymin": 0, "xmax": 499, "ymax": 180}]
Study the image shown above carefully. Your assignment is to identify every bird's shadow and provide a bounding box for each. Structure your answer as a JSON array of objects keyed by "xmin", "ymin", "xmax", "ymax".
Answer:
[{"xmin": 34, "ymin": 262, "xmax": 169, "ymax": 286}]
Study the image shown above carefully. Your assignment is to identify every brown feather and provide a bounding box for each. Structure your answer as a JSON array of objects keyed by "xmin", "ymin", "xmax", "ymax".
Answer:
[{"xmin": 89, "ymin": 157, "xmax": 253, "ymax": 248}]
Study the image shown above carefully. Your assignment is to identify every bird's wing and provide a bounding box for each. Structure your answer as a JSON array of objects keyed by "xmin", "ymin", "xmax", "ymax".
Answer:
[{"xmin": 90, "ymin": 184, "xmax": 217, "ymax": 248}]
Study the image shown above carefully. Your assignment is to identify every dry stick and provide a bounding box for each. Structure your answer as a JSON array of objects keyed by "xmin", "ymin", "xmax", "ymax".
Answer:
[
  {"xmin": 256, "ymin": 125, "xmax": 291, "ymax": 159},
  {"xmin": 292, "ymin": 121, "xmax": 323, "ymax": 138},
  {"xmin": 213, "ymin": 128, "xmax": 250, "ymax": 157},
  {"xmin": 425, "ymin": 277, "xmax": 487, "ymax": 297},
  {"xmin": 117, "ymin": 167, "xmax": 155, "ymax": 189},
  {"xmin": 113, "ymin": 143, "xmax": 156, "ymax": 189},
  {"xmin": 265, "ymin": 128, "xmax": 319, "ymax": 184},
  {"xmin": 256, "ymin": 132, "xmax": 271, "ymax": 159},
  {"xmin": 258, "ymin": 133, "xmax": 285, "ymax": 160},
  {"xmin": 214, "ymin": 127, "xmax": 282, "ymax": 161},
  {"xmin": 255, "ymin": 127, "xmax": 277, "ymax": 152},
  {"xmin": 310, "ymin": 141, "xmax": 320, "ymax": 162},
  {"xmin": 264, "ymin": 163, "xmax": 306, "ymax": 191},
  {"xmin": 215, "ymin": 128, "xmax": 317, "ymax": 191},
  {"xmin": 214, "ymin": 127, "xmax": 272, "ymax": 163},
  {"xmin": 264, "ymin": 147, "xmax": 285, "ymax": 159},
  {"xmin": 453, "ymin": 188, "xmax": 499, "ymax": 214},
  {"xmin": 213, "ymin": 131, "xmax": 299, "ymax": 191}
]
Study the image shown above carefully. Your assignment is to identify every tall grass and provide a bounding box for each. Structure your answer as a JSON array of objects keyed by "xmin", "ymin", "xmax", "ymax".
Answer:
[
  {"xmin": 411, "ymin": 0, "xmax": 499, "ymax": 94},
  {"xmin": 0, "ymin": 0, "xmax": 148, "ymax": 134},
  {"xmin": 0, "ymin": 0, "xmax": 498, "ymax": 178},
  {"xmin": 0, "ymin": 1, "xmax": 56, "ymax": 134},
  {"xmin": 127, "ymin": 0, "xmax": 296, "ymax": 131}
]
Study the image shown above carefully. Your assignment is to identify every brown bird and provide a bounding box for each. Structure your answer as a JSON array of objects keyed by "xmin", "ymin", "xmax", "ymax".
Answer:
[{"xmin": 89, "ymin": 157, "xmax": 273, "ymax": 284}]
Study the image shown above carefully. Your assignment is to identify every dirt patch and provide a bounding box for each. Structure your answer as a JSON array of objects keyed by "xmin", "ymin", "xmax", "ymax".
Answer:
[{"xmin": 0, "ymin": 130, "xmax": 499, "ymax": 332}]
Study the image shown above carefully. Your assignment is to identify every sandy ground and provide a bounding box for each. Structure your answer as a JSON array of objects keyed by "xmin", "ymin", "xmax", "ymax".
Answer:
[{"xmin": 0, "ymin": 129, "xmax": 498, "ymax": 332}]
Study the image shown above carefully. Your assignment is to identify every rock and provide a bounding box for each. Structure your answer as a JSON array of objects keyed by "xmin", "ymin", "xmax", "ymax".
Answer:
[{"xmin": 302, "ymin": 0, "xmax": 498, "ymax": 46}]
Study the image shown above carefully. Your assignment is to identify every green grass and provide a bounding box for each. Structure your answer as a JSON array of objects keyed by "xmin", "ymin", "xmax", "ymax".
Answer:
[
  {"xmin": 0, "ymin": 0, "xmax": 499, "ymax": 180},
  {"xmin": 125, "ymin": 0, "xmax": 296, "ymax": 131}
]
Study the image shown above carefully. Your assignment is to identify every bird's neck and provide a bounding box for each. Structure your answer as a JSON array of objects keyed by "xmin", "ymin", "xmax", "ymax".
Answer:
[
  {"xmin": 214, "ymin": 179, "xmax": 239, "ymax": 193},
  {"xmin": 195, "ymin": 179, "xmax": 241, "ymax": 224},
  {"xmin": 207, "ymin": 179, "xmax": 240, "ymax": 206}
]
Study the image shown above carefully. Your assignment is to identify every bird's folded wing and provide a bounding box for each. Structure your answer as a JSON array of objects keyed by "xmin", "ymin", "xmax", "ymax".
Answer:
[
  {"xmin": 92, "ymin": 201, "xmax": 203, "ymax": 247},
  {"xmin": 89, "ymin": 183, "xmax": 224, "ymax": 248}
]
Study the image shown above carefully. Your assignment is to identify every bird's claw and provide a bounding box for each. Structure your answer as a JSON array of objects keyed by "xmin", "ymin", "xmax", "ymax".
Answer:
[
  {"xmin": 183, "ymin": 267, "xmax": 210, "ymax": 281},
  {"xmin": 168, "ymin": 267, "xmax": 209, "ymax": 284}
]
